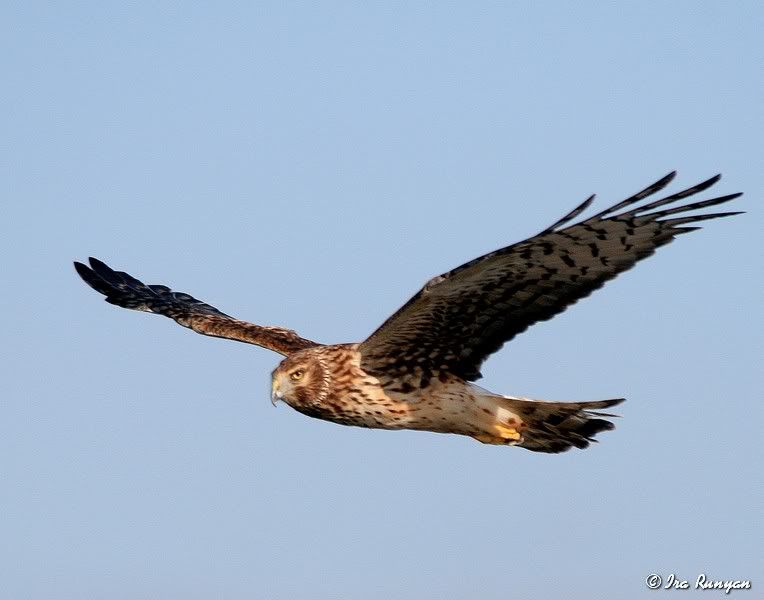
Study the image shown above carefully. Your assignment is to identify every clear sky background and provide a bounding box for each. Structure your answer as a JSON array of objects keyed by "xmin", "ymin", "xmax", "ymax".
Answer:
[{"xmin": 2, "ymin": 2, "xmax": 762, "ymax": 599}]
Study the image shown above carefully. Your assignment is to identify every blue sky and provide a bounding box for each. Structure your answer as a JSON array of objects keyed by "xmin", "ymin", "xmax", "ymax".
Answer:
[{"xmin": 2, "ymin": 2, "xmax": 762, "ymax": 599}]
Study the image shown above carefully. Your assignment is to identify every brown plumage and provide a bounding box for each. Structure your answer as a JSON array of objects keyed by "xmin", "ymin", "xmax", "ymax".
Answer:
[
  {"xmin": 74, "ymin": 257, "xmax": 317, "ymax": 355},
  {"xmin": 75, "ymin": 172, "xmax": 742, "ymax": 452}
]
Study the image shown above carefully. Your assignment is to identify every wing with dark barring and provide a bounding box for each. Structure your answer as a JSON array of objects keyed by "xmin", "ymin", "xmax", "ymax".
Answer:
[
  {"xmin": 359, "ymin": 172, "xmax": 742, "ymax": 387},
  {"xmin": 75, "ymin": 257, "xmax": 318, "ymax": 356}
]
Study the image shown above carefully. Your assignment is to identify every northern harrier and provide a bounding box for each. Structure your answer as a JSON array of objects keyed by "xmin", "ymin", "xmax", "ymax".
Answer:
[{"xmin": 75, "ymin": 172, "xmax": 741, "ymax": 452}]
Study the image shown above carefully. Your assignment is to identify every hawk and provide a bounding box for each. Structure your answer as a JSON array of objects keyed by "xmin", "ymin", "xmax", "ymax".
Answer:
[{"xmin": 75, "ymin": 172, "xmax": 741, "ymax": 453}]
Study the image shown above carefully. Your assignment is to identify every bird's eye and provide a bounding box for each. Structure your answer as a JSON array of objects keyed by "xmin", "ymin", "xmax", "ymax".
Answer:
[{"xmin": 290, "ymin": 370, "xmax": 304, "ymax": 381}]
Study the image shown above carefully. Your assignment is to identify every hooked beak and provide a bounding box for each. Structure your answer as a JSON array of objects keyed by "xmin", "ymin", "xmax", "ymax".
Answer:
[{"xmin": 271, "ymin": 378, "xmax": 283, "ymax": 406}]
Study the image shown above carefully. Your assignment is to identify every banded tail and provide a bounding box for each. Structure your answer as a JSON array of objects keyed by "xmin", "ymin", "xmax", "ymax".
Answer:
[{"xmin": 473, "ymin": 393, "xmax": 624, "ymax": 453}]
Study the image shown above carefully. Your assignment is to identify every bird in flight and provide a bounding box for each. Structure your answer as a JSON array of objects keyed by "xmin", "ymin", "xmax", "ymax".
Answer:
[{"xmin": 75, "ymin": 172, "xmax": 741, "ymax": 453}]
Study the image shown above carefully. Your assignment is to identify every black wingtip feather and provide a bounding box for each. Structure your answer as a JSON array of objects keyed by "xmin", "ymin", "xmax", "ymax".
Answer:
[
  {"xmin": 677, "ymin": 173, "xmax": 722, "ymax": 196},
  {"xmin": 643, "ymin": 171, "xmax": 678, "ymax": 193},
  {"xmin": 74, "ymin": 260, "xmax": 95, "ymax": 282},
  {"xmin": 73, "ymin": 260, "xmax": 89, "ymax": 276},
  {"xmin": 74, "ymin": 260, "xmax": 112, "ymax": 296},
  {"xmin": 589, "ymin": 171, "xmax": 678, "ymax": 220},
  {"xmin": 644, "ymin": 193, "xmax": 744, "ymax": 220},
  {"xmin": 88, "ymin": 256, "xmax": 115, "ymax": 279},
  {"xmin": 668, "ymin": 173, "xmax": 723, "ymax": 199},
  {"xmin": 664, "ymin": 211, "xmax": 745, "ymax": 227},
  {"xmin": 542, "ymin": 194, "xmax": 596, "ymax": 233}
]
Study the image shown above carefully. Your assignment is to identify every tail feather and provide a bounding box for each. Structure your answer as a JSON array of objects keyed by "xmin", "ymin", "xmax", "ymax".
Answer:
[{"xmin": 506, "ymin": 397, "xmax": 624, "ymax": 453}]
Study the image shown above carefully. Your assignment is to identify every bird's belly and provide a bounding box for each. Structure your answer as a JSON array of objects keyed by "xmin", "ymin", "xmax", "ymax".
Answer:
[
  {"xmin": 294, "ymin": 391, "xmax": 415, "ymax": 430},
  {"xmin": 293, "ymin": 380, "xmax": 487, "ymax": 436}
]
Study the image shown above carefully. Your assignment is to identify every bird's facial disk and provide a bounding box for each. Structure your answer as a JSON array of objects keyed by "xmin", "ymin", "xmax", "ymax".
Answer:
[{"xmin": 271, "ymin": 364, "xmax": 310, "ymax": 406}]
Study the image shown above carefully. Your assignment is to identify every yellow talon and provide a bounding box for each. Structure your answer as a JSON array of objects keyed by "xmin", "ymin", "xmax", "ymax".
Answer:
[{"xmin": 494, "ymin": 423, "xmax": 522, "ymax": 441}]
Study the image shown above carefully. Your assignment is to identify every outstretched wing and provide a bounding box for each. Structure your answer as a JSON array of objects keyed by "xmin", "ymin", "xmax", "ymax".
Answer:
[
  {"xmin": 359, "ymin": 172, "xmax": 742, "ymax": 386},
  {"xmin": 75, "ymin": 257, "xmax": 318, "ymax": 355}
]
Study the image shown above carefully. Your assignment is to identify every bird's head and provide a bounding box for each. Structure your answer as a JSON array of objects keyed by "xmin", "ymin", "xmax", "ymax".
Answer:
[{"xmin": 271, "ymin": 350, "xmax": 328, "ymax": 408}]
